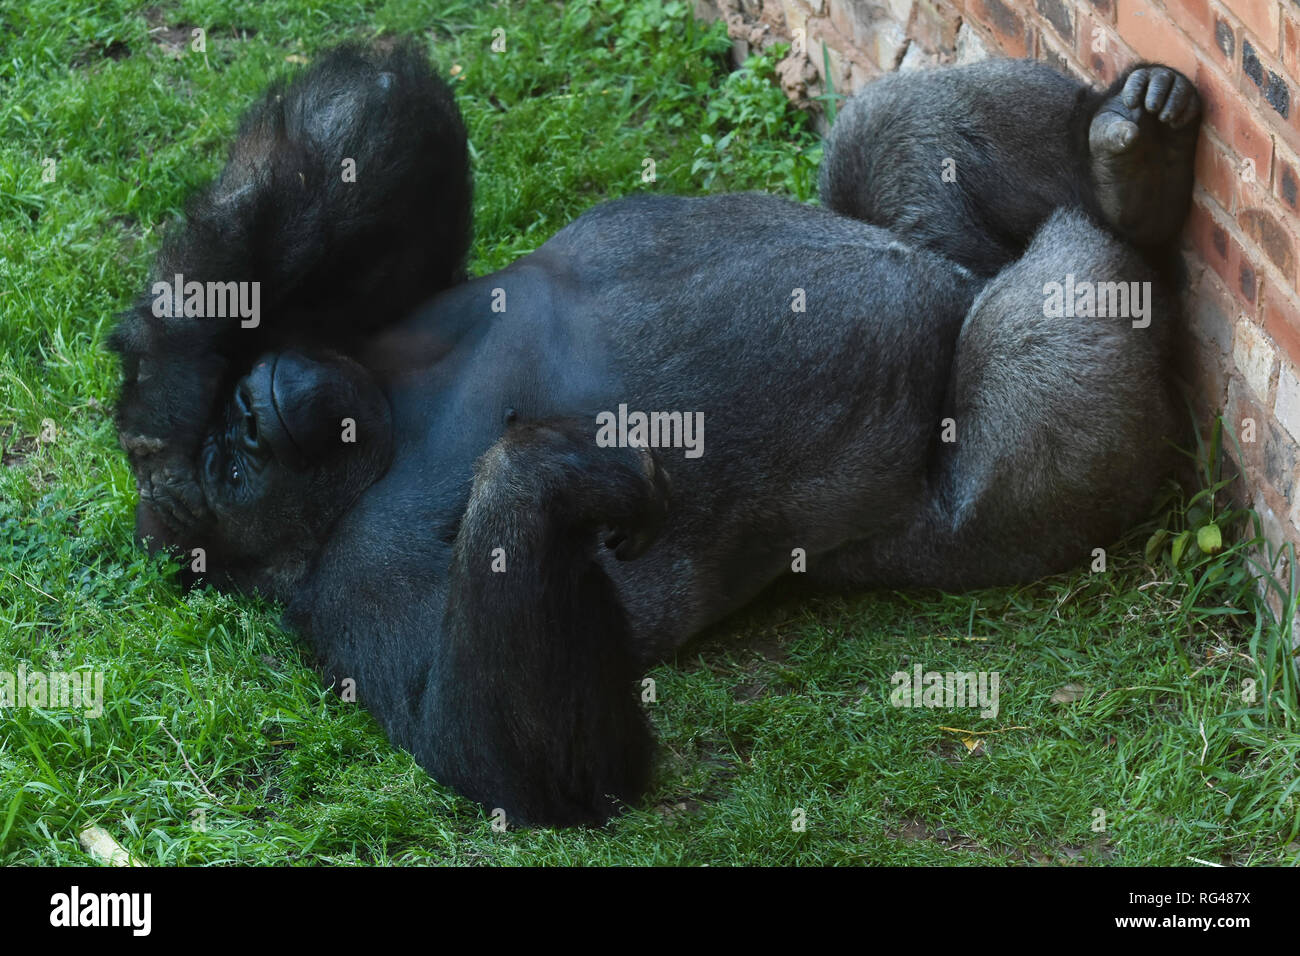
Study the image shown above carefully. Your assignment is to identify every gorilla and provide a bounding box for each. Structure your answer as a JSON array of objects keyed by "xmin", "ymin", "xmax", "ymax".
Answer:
[{"xmin": 110, "ymin": 41, "xmax": 1200, "ymax": 826}]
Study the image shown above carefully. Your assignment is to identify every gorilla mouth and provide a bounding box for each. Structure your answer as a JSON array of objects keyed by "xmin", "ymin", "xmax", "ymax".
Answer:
[{"xmin": 136, "ymin": 464, "xmax": 209, "ymax": 541}]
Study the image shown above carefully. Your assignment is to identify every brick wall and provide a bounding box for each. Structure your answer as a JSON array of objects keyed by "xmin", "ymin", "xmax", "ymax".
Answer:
[{"xmin": 698, "ymin": 0, "xmax": 1300, "ymax": 610}]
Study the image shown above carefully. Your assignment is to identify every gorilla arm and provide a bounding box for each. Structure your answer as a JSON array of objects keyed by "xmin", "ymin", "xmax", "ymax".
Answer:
[{"xmin": 287, "ymin": 420, "xmax": 667, "ymax": 827}]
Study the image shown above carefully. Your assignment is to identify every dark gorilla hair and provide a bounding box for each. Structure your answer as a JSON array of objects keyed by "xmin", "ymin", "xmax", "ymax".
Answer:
[
  {"xmin": 111, "ymin": 46, "xmax": 1202, "ymax": 826},
  {"xmin": 109, "ymin": 40, "xmax": 470, "ymax": 551},
  {"xmin": 818, "ymin": 58, "xmax": 1199, "ymax": 276}
]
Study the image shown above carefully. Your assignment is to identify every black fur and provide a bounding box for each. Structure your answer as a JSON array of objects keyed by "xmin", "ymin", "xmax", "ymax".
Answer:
[
  {"xmin": 110, "ymin": 50, "xmax": 1201, "ymax": 825},
  {"xmin": 110, "ymin": 40, "xmax": 469, "ymax": 540},
  {"xmin": 819, "ymin": 59, "xmax": 1200, "ymax": 275}
]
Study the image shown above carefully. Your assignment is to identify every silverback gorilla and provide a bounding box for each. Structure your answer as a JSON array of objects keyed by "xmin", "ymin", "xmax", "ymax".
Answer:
[{"xmin": 110, "ymin": 42, "xmax": 1201, "ymax": 825}]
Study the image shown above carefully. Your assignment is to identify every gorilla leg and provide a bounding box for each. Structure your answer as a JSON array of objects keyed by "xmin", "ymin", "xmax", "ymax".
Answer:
[
  {"xmin": 418, "ymin": 419, "xmax": 668, "ymax": 826},
  {"xmin": 819, "ymin": 60, "xmax": 1200, "ymax": 274},
  {"xmin": 809, "ymin": 208, "xmax": 1178, "ymax": 590}
]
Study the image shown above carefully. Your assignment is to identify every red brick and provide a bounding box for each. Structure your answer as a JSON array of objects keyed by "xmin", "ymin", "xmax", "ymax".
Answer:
[
  {"xmin": 1196, "ymin": 129, "xmax": 1240, "ymax": 211},
  {"xmin": 1198, "ymin": 59, "xmax": 1277, "ymax": 182},
  {"xmin": 1231, "ymin": 0, "xmax": 1281, "ymax": 56},
  {"xmin": 1262, "ymin": 278, "xmax": 1300, "ymax": 363},
  {"xmin": 1208, "ymin": 7, "xmax": 1239, "ymax": 71},
  {"xmin": 1088, "ymin": 0, "xmax": 1116, "ymax": 25},
  {"xmin": 1242, "ymin": 259, "xmax": 1259, "ymax": 303},
  {"xmin": 969, "ymin": 0, "xmax": 1033, "ymax": 55},
  {"xmin": 1189, "ymin": 197, "xmax": 1228, "ymax": 279},
  {"xmin": 1239, "ymin": 206, "xmax": 1297, "ymax": 280},
  {"xmin": 1036, "ymin": 0, "xmax": 1077, "ymax": 45},
  {"xmin": 1237, "ymin": 33, "xmax": 1295, "ymax": 128},
  {"xmin": 1169, "ymin": 0, "xmax": 1213, "ymax": 36},
  {"xmin": 1275, "ymin": 144, "xmax": 1300, "ymax": 212},
  {"xmin": 1284, "ymin": 12, "xmax": 1300, "ymax": 82},
  {"xmin": 1190, "ymin": 197, "xmax": 1260, "ymax": 310},
  {"xmin": 1196, "ymin": 55, "xmax": 1237, "ymax": 136},
  {"xmin": 1116, "ymin": 0, "xmax": 1198, "ymax": 78},
  {"xmin": 1039, "ymin": 22, "xmax": 1088, "ymax": 78},
  {"xmin": 1236, "ymin": 98, "xmax": 1284, "ymax": 173},
  {"xmin": 1076, "ymin": 10, "xmax": 1133, "ymax": 84},
  {"xmin": 1281, "ymin": 95, "xmax": 1300, "ymax": 156}
]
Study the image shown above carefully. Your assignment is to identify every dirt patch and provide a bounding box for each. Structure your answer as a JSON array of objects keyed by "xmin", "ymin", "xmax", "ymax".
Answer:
[
  {"xmin": 145, "ymin": 6, "xmax": 197, "ymax": 58},
  {"xmin": 71, "ymin": 39, "xmax": 131, "ymax": 68},
  {"xmin": 1, "ymin": 428, "xmax": 35, "ymax": 468},
  {"xmin": 145, "ymin": 6, "xmax": 259, "ymax": 59},
  {"xmin": 887, "ymin": 817, "xmax": 984, "ymax": 851},
  {"xmin": 886, "ymin": 815, "xmax": 1116, "ymax": 864}
]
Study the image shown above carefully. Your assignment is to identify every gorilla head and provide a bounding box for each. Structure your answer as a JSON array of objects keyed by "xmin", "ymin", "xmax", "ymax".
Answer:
[
  {"xmin": 135, "ymin": 351, "xmax": 393, "ymax": 597},
  {"xmin": 110, "ymin": 39, "xmax": 469, "ymax": 588}
]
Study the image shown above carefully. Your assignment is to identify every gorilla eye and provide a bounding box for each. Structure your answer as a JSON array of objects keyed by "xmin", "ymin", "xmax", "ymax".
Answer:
[{"xmin": 230, "ymin": 461, "xmax": 242, "ymax": 484}]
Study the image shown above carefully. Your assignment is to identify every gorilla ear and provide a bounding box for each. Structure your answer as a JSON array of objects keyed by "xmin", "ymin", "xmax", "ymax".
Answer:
[{"xmin": 250, "ymin": 350, "xmax": 393, "ymax": 470}]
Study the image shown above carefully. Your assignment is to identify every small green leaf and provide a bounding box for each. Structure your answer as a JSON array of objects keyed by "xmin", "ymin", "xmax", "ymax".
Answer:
[
  {"xmin": 1144, "ymin": 529, "xmax": 1169, "ymax": 564},
  {"xmin": 1171, "ymin": 530, "xmax": 1192, "ymax": 566}
]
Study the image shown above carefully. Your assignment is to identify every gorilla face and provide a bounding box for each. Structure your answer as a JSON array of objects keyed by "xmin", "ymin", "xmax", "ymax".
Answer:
[{"xmin": 136, "ymin": 350, "xmax": 395, "ymax": 597}]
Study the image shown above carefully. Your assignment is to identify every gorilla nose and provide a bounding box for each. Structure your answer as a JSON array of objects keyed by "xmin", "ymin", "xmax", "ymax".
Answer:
[
  {"xmin": 267, "ymin": 350, "xmax": 348, "ymax": 469},
  {"xmin": 249, "ymin": 349, "xmax": 390, "ymax": 471}
]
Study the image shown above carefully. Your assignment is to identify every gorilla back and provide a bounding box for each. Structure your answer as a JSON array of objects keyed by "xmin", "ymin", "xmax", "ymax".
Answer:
[{"xmin": 112, "ymin": 50, "xmax": 1198, "ymax": 825}]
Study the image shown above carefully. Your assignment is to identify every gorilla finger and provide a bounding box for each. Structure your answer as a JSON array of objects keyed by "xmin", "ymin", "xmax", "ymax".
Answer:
[
  {"xmin": 1171, "ymin": 85, "xmax": 1202, "ymax": 130},
  {"xmin": 1144, "ymin": 68, "xmax": 1174, "ymax": 114},
  {"xmin": 1158, "ymin": 75, "xmax": 1191, "ymax": 124},
  {"xmin": 153, "ymin": 465, "xmax": 211, "ymax": 525},
  {"xmin": 1121, "ymin": 68, "xmax": 1148, "ymax": 110}
]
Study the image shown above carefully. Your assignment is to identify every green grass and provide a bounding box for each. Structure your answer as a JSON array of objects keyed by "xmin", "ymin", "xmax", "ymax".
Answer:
[{"xmin": 1, "ymin": 0, "xmax": 1298, "ymax": 866}]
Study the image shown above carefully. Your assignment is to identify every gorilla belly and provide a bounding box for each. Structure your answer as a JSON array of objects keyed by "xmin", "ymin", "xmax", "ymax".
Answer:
[{"xmin": 358, "ymin": 192, "xmax": 981, "ymax": 656}]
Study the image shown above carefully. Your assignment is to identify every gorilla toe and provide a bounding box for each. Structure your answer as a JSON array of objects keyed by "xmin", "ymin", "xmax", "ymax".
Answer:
[{"xmin": 1119, "ymin": 65, "xmax": 1201, "ymax": 129}]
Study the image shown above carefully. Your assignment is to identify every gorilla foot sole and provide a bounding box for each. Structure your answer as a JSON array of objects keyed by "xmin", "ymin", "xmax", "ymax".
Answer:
[{"xmin": 1089, "ymin": 65, "xmax": 1201, "ymax": 247}]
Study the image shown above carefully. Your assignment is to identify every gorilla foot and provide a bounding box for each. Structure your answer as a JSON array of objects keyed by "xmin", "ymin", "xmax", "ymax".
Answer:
[{"xmin": 1089, "ymin": 65, "xmax": 1201, "ymax": 246}]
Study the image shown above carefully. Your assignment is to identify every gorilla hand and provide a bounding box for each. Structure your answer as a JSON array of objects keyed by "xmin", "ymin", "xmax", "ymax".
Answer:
[{"xmin": 477, "ymin": 419, "xmax": 673, "ymax": 562}]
